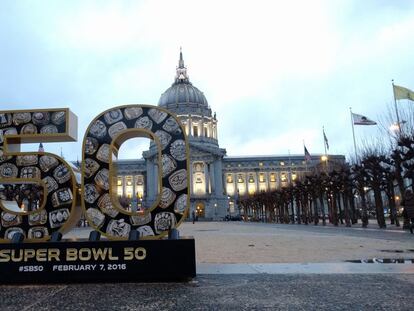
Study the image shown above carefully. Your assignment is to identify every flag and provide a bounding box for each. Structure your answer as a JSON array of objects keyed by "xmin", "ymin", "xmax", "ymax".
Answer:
[
  {"xmin": 352, "ymin": 113, "xmax": 377, "ymax": 125},
  {"xmin": 304, "ymin": 145, "xmax": 311, "ymax": 161},
  {"xmin": 393, "ymin": 84, "xmax": 414, "ymax": 101},
  {"xmin": 323, "ymin": 129, "xmax": 329, "ymax": 150},
  {"xmin": 38, "ymin": 143, "xmax": 44, "ymax": 152}
]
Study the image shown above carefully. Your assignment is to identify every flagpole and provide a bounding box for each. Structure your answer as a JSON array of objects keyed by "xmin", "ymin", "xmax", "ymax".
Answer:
[
  {"xmin": 392, "ymin": 79, "xmax": 402, "ymax": 134},
  {"xmin": 322, "ymin": 127, "xmax": 329, "ymax": 173},
  {"xmin": 303, "ymin": 140, "xmax": 308, "ymax": 175},
  {"xmin": 349, "ymin": 107, "xmax": 358, "ymax": 163},
  {"xmin": 288, "ymin": 149, "xmax": 292, "ymax": 184}
]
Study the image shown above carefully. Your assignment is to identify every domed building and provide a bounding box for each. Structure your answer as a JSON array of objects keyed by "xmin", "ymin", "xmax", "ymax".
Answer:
[
  {"xmin": 144, "ymin": 50, "xmax": 227, "ymax": 218},
  {"xmin": 114, "ymin": 51, "xmax": 346, "ymax": 220}
]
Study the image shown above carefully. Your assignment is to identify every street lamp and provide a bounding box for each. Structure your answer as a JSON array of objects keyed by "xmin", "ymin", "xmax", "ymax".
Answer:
[
  {"xmin": 214, "ymin": 203, "xmax": 217, "ymax": 220},
  {"xmin": 321, "ymin": 155, "xmax": 328, "ymax": 173},
  {"xmin": 389, "ymin": 121, "xmax": 406, "ymax": 132},
  {"xmin": 227, "ymin": 196, "xmax": 232, "ymax": 218}
]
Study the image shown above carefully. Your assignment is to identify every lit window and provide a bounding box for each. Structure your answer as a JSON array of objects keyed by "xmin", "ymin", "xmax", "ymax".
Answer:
[
  {"xmin": 227, "ymin": 174, "xmax": 233, "ymax": 183},
  {"xmin": 193, "ymin": 126, "xmax": 198, "ymax": 137},
  {"xmin": 237, "ymin": 174, "xmax": 244, "ymax": 183},
  {"xmin": 259, "ymin": 173, "xmax": 265, "ymax": 183},
  {"xmin": 280, "ymin": 162, "xmax": 285, "ymax": 166},
  {"xmin": 117, "ymin": 178, "xmax": 122, "ymax": 186},
  {"xmin": 270, "ymin": 173, "xmax": 276, "ymax": 182},
  {"xmin": 194, "ymin": 162, "xmax": 204, "ymax": 172},
  {"xmin": 281, "ymin": 173, "xmax": 287, "ymax": 182},
  {"xmin": 238, "ymin": 164, "xmax": 242, "ymax": 167},
  {"xmin": 292, "ymin": 173, "xmax": 297, "ymax": 181},
  {"xmin": 136, "ymin": 176, "xmax": 143, "ymax": 185},
  {"xmin": 259, "ymin": 162, "xmax": 263, "ymax": 167},
  {"xmin": 248, "ymin": 174, "xmax": 254, "ymax": 183},
  {"xmin": 126, "ymin": 177, "xmax": 133, "ymax": 186}
]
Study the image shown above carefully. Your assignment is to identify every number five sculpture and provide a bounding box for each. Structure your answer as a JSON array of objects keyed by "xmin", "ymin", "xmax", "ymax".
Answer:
[{"xmin": 0, "ymin": 105, "xmax": 190, "ymax": 242}]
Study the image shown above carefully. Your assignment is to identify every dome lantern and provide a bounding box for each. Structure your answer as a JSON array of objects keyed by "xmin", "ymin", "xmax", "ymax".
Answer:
[{"xmin": 158, "ymin": 49, "xmax": 210, "ymax": 117}]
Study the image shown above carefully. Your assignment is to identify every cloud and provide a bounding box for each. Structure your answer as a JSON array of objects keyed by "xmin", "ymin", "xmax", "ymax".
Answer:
[{"xmin": 0, "ymin": 0, "xmax": 414, "ymax": 161}]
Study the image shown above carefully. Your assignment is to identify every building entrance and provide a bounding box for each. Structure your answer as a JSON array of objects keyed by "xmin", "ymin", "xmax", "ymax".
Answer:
[{"xmin": 196, "ymin": 202, "xmax": 205, "ymax": 218}]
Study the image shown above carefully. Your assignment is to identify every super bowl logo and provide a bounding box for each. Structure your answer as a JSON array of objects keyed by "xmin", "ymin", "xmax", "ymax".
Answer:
[{"xmin": 0, "ymin": 105, "xmax": 190, "ymax": 242}]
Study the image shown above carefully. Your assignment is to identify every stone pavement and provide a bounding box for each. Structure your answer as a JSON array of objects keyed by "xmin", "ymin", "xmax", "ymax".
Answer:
[
  {"xmin": 1, "ymin": 274, "xmax": 413, "ymax": 310},
  {"xmin": 66, "ymin": 221, "xmax": 414, "ymax": 263},
  {"xmin": 1, "ymin": 221, "xmax": 413, "ymax": 310}
]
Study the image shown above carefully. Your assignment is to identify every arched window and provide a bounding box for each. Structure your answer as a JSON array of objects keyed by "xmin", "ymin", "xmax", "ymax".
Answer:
[{"xmin": 227, "ymin": 174, "xmax": 233, "ymax": 183}]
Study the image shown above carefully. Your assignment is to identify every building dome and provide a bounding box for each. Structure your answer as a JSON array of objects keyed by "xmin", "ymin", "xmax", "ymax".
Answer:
[
  {"xmin": 158, "ymin": 83, "xmax": 208, "ymax": 108},
  {"xmin": 158, "ymin": 50, "xmax": 211, "ymax": 117}
]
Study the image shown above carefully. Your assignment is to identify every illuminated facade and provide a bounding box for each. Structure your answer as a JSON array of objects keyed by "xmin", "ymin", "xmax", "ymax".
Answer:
[{"xmin": 115, "ymin": 51, "xmax": 346, "ymax": 219}]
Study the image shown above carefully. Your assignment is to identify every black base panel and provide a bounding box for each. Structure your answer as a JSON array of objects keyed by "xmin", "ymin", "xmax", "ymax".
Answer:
[{"xmin": 0, "ymin": 237, "xmax": 196, "ymax": 284}]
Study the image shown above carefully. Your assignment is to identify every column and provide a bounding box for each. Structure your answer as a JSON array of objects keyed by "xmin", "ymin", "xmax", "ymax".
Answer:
[
  {"xmin": 153, "ymin": 163, "xmax": 159, "ymax": 196},
  {"xmin": 244, "ymin": 172, "xmax": 247, "ymax": 195},
  {"xmin": 201, "ymin": 116, "xmax": 205, "ymax": 137},
  {"xmin": 122, "ymin": 176, "xmax": 126, "ymax": 197},
  {"xmin": 266, "ymin": 171, "xmax": 270, "ymax": 191},
  {"xmin": 142, "ymin": 175, "xmax": 146, "ymax": 199},
  {"xmin": 146, "ymin": 159, "xmax": 154, "ymax": 200},
  {"xmin": 204, "ymin": 163, "xmax": 210, "ymax": 194},
  {"xmin": 189, "ymin": 162, "xmax": 194, "ymax": 195},
  {"xmin": 208, "ymin": 164, "xmax": 212, "ymax": 193},
  {"xmin": 188, "ymin": 115, "xmax": 193, "ymax": 136},
  {"xmin": 132, "ymin": 175, "xmax": 137, "ymax": 198},
  {"xmin": 255, "ymin": 171, "xmax": 259, "ymax": 194},
  {"xmin": 207, "ymin": 121, "xmax": 211, "ymax": 138},
  {"xmin": 233, "ymin": 174, "xmax": 236, "ymax": 196},
  {"xmin": 210, "ymin": 162, "xmax": 215, "ymax": 194},
  {"xmin": 185, "ymin": 120, "xmax": 189, "ymax": 136},
  {"xmin": 214, "ymin": 159, "xmax": 223, "ymax": 197}
]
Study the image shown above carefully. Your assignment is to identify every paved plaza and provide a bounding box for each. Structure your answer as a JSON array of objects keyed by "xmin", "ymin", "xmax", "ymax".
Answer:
[
  {"xmin": 1, "ymin": 221, "xmax": 414, "ymax": 310},
  {"xmin": 1, "ymin": 274, "xmax": 413, "ymax": 310},
  {"xmin": 66, "ymin": 220, "xmax": 414, "ymax": 264},
  {"xmin": 179, "ymin": 221, "xmax": 414, "ymax": 264}
]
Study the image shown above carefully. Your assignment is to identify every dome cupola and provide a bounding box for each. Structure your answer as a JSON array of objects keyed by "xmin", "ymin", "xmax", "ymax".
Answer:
[{"xmin": 158, "ymin": 49, "xmax": 211, "ymax": 117}]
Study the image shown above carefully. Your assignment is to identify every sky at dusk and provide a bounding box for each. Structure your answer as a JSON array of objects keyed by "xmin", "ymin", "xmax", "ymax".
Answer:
[{"xmin": 1, "ymin": 0, "xmax": 414, "ymax": 161}]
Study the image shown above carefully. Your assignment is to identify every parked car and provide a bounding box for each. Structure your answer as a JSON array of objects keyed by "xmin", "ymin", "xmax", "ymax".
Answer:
[{"xmin": 224, "ymin": 215, "xmax": 242, "ymax": 221}]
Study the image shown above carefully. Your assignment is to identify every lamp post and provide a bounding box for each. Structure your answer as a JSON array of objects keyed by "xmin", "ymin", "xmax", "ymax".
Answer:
[
  {"xmin": 227, "ymin": 196, "xmax": 231, "ymax": 219},
  {"xmin": 389, "ymin": 120, "xmax": 406, "ymax": 133},
  {"xmin": 321, "ymin": 155, "xmax": 328, "ymax": 173},
  {"xmin": 214, "ymin": 203, "xmax": 217, "ymax": 220}
]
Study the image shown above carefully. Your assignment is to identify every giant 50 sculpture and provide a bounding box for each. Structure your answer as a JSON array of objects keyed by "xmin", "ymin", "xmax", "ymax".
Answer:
[{"xmin": 0, "ymin": 105, "xmax": 194, "ymax": 283}]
